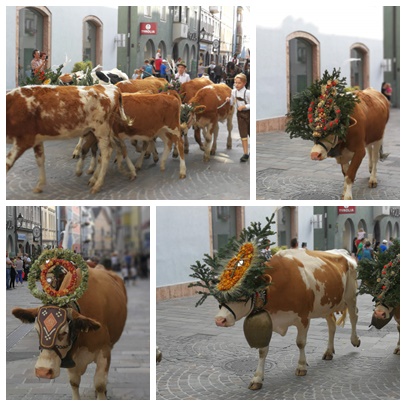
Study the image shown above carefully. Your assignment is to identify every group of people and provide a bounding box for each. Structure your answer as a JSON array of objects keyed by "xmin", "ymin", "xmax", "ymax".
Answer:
[
  {"xmin": 6, "ymin": 251, "xmax": 31, "ymax": 290},
  {"xmin": 353, "ymin": 228, "xmax": 393, "ymax": 261}
]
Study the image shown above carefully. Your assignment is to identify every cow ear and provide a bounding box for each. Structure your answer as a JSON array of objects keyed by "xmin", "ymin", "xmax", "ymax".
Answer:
[
  {"xmin": 68, "ymin": 309, "xmax": 101, "ymax": 333},
  {"xmin": 256, "ymin": 274, "xmax": 272, "ymax": 285},
  {"xmin": 12, "ymin": 307, "xmax": 39, "ymax": 323}
]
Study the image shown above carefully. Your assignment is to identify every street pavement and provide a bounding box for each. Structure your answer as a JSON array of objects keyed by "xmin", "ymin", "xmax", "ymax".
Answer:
[
  {"xmin": 256, "ymin": 108, "xmax": 400, "ymax": 200},
  {"xmin": 6, "ymin": 276, "xmax": 150, "ymax": 400},
  {"xmin": 156, "ymin": 291, "xmax": 400, "ymax": 400},
  {"xmin": 6, "ymin": 113, "xmax": 250, "ymax": 200}
]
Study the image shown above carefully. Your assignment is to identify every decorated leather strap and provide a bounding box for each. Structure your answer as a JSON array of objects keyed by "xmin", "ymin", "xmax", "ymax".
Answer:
[{"xmin": 37, "ymin": 305, "xmax": 68, "ymax": 350}]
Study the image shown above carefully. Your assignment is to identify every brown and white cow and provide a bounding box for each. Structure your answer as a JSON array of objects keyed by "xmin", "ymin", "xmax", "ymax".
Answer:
[
  {"xmin": 6, "ymin": 84, "xmax": 130, "ymax": 194},
  {"xmin": 214, "ymin": 248, "xmax": 361, "ymax": 390},
  {"xmin": 370, "ymin": 303, "xmax": 400, "ymax": 355},
  {"xmin": 178, "ymin": 76, "xmax": 213, "ymax": 154},
  {"xmin": 99, "ymin": 92, "xmax": 186, "ymax": 179},
  {"xmin": 12, "ymin": 266, "xmax": 127, "ymax": 400},
  {"xmin": 310, "ymin": 88, "xmax": 390, "ymax": 199},
  {"xmin": 188, "ymin": 83, "xmax": 234, "ymax": 162},
  {"xmin": 116, "ymin": 76, "xmax": 168, "ymax": 94}
]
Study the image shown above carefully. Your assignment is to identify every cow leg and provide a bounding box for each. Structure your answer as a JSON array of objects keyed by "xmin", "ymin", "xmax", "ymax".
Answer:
[
  {"xmin": 323, "ymin": 314, "xmax": 336, "ymax": 360},
  {"xmin": 248, "ymin": 346, "xmax": 269, "ymax": 390},
  {"xmin": 295, "ymin": 322, "xmax": 310, "ymax": 376},
  {"xmin": 366, "ymin": 140, "xmax": 382, "ymax": 188},
  {"xmin": 183, "ymin": 132, "xmax": 190, "ymax": 154},
  {"xmin": 72, "ymin": 136, "xmax": 84, "ymax": 159},
  {"xmin": 114, "ymin": 138, "xmax": 136, "ymax": 180},
  {"xmin": 210, "ymin": 122, "xmax": 220, "ymax": 156},
  {"xmin": 174, "ymin": 136, "xmax": 187, "ymax": 179},
  {"xmin": 340, "ymin": 149, "xmax": 365, "ymax": 199},
  {"xmin": 344, "ymin": 280, "xmax": 361, "ymax": 348},
  {"xmin": 89, "ymin": 137, "xmax": 113, "ymax": 194},
  {"xmin": 33, "ymin": 142, "xmax": 46, "ymax": 193},
  {"xmin": 94, "ymin": 352, "xmax": 110, "ymax": 400},
  {"xmin": 194, "ymin": 127, "xmax": 204, "ymax": 151},
  {"xmin": 226, "ymin": 113, "xmax": 233, "ymax": 150},
  {"xmin": 202, "ymin": 126, "xmax": 213, "ymax": 162},
  {"xmin": 67, "ymin": 368, "xmax": 85, "ymax": 400},
  {"xmin": 159, "ymin": 135, "xmax": 173, "ymax": 172},
  {"xmin": 394, "ymin": 323, "xmax": 400, "ymax": 355}
]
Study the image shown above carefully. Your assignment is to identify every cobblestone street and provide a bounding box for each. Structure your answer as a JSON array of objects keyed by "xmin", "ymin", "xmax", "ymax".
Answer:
[{"xmin": 156, "ymin": 292, "xmax": 399, "ymax": 400}]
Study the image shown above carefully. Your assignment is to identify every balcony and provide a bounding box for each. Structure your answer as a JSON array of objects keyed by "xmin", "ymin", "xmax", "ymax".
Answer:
[{"xmin": 173, "ymin": 22, "xmax": 188, "ymax": 41}]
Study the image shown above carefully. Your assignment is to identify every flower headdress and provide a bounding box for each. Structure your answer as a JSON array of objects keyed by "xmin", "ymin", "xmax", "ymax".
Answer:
[
  {"xmin": 28, "ymin": 248, "xmax": 89, "ymax": 307},
  {"xmin": 357, "ymin": 239, "xmax": 400, "ymax": 307},
  {"xmin": 286, "ymin": 68, "xmax": 360, "ymax": 142},
  {"xmin": 189, "ymin": 215, "xmax": 276, "ymax": 306}
]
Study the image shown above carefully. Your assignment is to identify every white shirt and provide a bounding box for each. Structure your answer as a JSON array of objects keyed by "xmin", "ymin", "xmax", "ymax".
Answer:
[
  {"xmin": 230, "ymin": 87, "xmax": 250, "ymax": 110},
  {"xmin": 174, "ymin": 72, "xmax": 191, "ymax": 84}
]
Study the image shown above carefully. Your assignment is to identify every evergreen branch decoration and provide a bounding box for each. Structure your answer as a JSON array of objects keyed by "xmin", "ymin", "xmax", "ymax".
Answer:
[
  {"xmin": 189, "ymin": 214, "xmax": 276, "ymax": 306},
  {"xmin": 357, "ymin": 239, "xmax": 400, "ymax": 307},
  {"xmin": 286, "ymin": 68, "xmax": 360, "ymax": 142}
]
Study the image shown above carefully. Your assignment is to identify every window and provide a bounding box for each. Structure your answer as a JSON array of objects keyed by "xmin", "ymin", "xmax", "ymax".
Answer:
[{"xmin": 144, "ymin": 6, "xmax": 152, "ymax": 17}]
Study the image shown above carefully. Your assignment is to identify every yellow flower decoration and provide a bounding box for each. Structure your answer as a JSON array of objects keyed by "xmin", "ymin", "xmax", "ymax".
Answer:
[{"xmin": 217, "ymin": 242, "xmax": 255, "ymax": 291}]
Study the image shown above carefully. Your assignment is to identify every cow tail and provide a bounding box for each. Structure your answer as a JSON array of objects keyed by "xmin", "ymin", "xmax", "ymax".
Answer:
[
  {"xmin": 118, "ymin": 92, "xmax": 133, "ymax": 127},
  {"xmin": 336, "ymin": 309, "xmax": 347, "ymax": 327}
]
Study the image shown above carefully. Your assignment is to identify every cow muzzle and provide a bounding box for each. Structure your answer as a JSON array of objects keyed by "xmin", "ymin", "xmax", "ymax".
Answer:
[{"xmin": 35, "ymin": 366, "xmax": 57, "ymax": 380}]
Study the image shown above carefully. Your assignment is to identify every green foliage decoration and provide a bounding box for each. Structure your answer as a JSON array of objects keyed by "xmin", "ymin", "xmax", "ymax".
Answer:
[
  {"xmin": 286, "ymin": 68, "xmax": 360, "ymax": 142},
  {"xmin": 357, "ymin": 239, "xmax": 400, "ymax": 307},
  {"xmin": 189, "ymin": 215, "xmax": 276, "ymax": 306}
]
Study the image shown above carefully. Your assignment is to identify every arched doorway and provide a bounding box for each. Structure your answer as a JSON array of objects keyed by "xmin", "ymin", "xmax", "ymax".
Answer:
[
  {"xmin": 83, "ymin": 16, "xmax": 103, "ymax": 67},
  {"xmin": 287, "ymin": 32, "xmax": 320, "ymax": 105},
  {"xmin": 17, "ymin": 6, "xmax": 51, "ymax": 85},
  {"xmin": 144, "ymin": 39, "xmax": 155, "ymax": 60},
  {"xmin": 350, "ymin": 43, "xmax": 370, "ymax": 89},
  {"xmin": 343, "ymin": 218, "xmax": 355, "ymax": 252}
]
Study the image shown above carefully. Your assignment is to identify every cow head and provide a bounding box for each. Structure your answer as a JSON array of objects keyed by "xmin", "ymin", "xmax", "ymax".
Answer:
[
  {"xmin": 370, "ymin": 303, "xmax": 394, "ymax": 330},
  {"xmin": 214, "ymin": 274, "xmax": 272, "ymax": 328},
  {"xmin": 181, "ymin": 103, "xmax": 206, "ymax": 129},
  {"xmin": 310, "ymin": 133, "xmax": 340, "ymax": 161},
  {"xmin": 12, "ymin": 305, "xmax": 101, "ymax": 379}
]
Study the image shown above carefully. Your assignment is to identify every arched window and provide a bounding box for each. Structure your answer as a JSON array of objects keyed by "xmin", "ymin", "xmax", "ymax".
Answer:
[
  {"xmin": 144, "ymin": 39, "xmax": 154, "ymax": 60},
  {"xmin": 16, "ymin": 6, "xmax": 51, "ymax": 85},
  {"xmin": 350, "ymin": 43, "xmax": 370, "ymax": 89},
  {"xmin": 287, "ymin": 32, "xmax": 320, "ymax": 106},
  {"xmin": 83, "ymin": 16, "xmax": 103, "ymax": 67}
]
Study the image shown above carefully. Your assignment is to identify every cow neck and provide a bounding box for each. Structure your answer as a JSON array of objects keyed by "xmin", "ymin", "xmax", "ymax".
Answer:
[{"xmin": 251, "ymin": 288, "xmax": 268, "ymax": 314}]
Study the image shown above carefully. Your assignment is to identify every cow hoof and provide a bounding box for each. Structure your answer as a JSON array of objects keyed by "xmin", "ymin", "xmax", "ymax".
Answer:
[
  {"xmin": 203, "ymin": 157, "xmax": 210, "ymax": 163},
  {"xmin": 179, "ymin": 174, "xmax": 186, "ymax": 179},
  {"xmin": 32, "ymin": 187, "xmax": 43, "ymax": 193},
  {"xmin": 153, "ymin": 157, "xmax": 159, "ymax": 163},
  {"xmin": 352, "ymin": 338, "xmax": 361, "ymax": 347},
  {"xmin": 227, "ymin": 145, "xmax": 232, "ymax": 150},
  {"xmin": 368, "ymin": 181, "xmax": 377, "ymax": 188},
  {"xmin": 393, "ymin": 347, "xmax": 400, "ymax": 355},
  {"xmin": 295, "ymin": 368, "xmax": 307, "ymax": 376},
  {"xmin": 248, "ymin": 382, "xmax": 263, "ymax": 390},
  {"xmin": 322, "ymin": 353, "xmax": 334, "ymax": 360},
  {"xmin": 210, "ymin": 150, "xmax": 216, "ymax": 156}
]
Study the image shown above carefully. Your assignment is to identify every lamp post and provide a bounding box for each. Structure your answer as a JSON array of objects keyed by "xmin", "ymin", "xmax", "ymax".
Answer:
[{"xmin": 14, "ymin": 209, "xmax": 24, "ymax": 256}]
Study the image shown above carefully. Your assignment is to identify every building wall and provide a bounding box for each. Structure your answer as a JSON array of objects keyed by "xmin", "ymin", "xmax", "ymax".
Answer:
[
  {"xmin": 6, "ymin": 6, "xmax": 119, "ymax": 89},
  {"xmin": 256, "ymin": 6, "xmax": 384, "ymax": 132}
]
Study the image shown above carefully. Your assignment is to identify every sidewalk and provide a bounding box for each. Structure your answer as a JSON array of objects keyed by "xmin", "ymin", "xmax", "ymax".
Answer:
[
  {"xmin": 256, "ymin": 108, "xmax": 400, "ymax": 200},
  {"xmin": 156, "ymin": 292, "xmax": 399, "ymax": 400},
  {"xmin": 6, "ymin": 276, "xmax": 150, "ymax": 400}
]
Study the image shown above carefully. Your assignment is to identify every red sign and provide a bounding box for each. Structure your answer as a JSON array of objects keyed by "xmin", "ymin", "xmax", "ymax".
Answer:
[
  {"xmin": 140, "ymin": 23, "xmax": 157, "ymax": 35},
  {"xmin": 337, "ymin": 206, "xmax": 356, "ymax": 214}
]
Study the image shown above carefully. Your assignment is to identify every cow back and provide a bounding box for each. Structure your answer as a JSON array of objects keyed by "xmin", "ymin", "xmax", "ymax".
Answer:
[
  {"xmin": 263, "ymin": 249, "xmax": 356, "ymax": 322},
  {"xmin": 346, "ymin": 88, "xmax": 390, "ymax": 147},
  {"xmin": 76, "ymin": 267, "xmax": 127, "ymax": 347},
  {"xmin": 180, "ymin": 77, "xmax": 212, "ymax": 103}
]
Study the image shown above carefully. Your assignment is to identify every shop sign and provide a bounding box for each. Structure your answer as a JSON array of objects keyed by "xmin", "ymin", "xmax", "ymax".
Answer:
[
  {"xmin": 337, "ymin": 206, "xmax": 356, "ymax": 214},
  {"xmin": 140, "ymin": 23, "xmax": 157, "ymax": 35}
]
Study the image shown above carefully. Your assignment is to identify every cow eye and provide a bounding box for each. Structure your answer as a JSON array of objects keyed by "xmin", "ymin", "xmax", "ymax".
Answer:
[{"xmin": 57, "ymin": 332, "xmax": 68, "ymax": 340}]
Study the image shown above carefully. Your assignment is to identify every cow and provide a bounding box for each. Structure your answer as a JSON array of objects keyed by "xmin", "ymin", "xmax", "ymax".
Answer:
[
  {"xmin": 178, "ymin": 76, "xmax": 213, "ymax": 154},
  {"xmin": 214, "ymin": 248, "xmax": 361, "ymax": 390},
  {"xmin": 59, "ymin": 66, "xmax": 128, "ymax": 85},
  {"xmin": 370, "ymin": 304, "xmax": 400, "ymax": 355},
  {"xmin": 115, "ymin": 76, "xmax": 168, "ymax": 94},
  {"xmin": 6, "ymin": 84, "xmax": 131, "ymax": 194},
  {"xmin": 11, "ymin": 266, "xmax": 127, "ymax": 400},
  {"xmin": 187, "ymin": 83, "xmax": 234, "ymax": 162},
  {"xmin": 115, "ymin": 92, "xmax": 187, "ymax": 178},
  {"xmin": 309, "ymin": 88, "xmax": 390, "ymax": 200}
]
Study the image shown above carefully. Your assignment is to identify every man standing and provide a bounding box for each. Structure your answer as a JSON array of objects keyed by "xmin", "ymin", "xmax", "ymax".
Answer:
[
  {"xmin": 6, "ymin": 251, "xmax": 12, "ymax": 289},
  {"xmin": 379, "ymin": 240, "xmax": 388, "ymax": 252}
]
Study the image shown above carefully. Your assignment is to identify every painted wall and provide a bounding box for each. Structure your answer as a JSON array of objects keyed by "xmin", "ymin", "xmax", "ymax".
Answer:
[
  {"xmin": 156, "ymin": 206, "xmax": 211, "ymax": 288},
  {"xmin": 256, "ymin": 6, "xmax": 384, "ymax": 121},
  {"xmin": 6, "ymin": 6, "xmax": 119, "ymax": 89}
]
